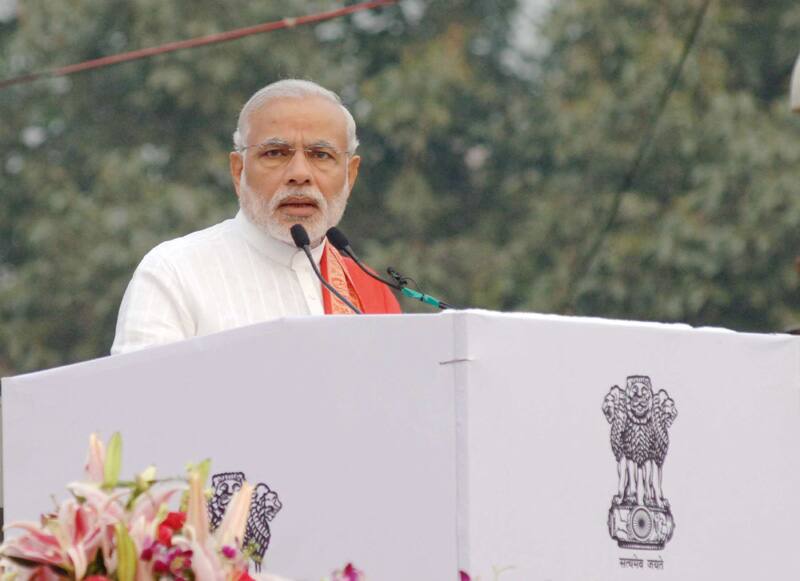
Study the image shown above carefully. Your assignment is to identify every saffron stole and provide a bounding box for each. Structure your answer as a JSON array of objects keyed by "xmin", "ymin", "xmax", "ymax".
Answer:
[{"xmin": 319, "ymin": 243, "xmax": 365, "ymax": 315}]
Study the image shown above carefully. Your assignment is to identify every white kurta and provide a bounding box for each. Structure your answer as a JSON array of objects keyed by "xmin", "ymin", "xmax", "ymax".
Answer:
[{"xmin": 111, "ymin": 211, "xmax": 325, "ymax": 354}]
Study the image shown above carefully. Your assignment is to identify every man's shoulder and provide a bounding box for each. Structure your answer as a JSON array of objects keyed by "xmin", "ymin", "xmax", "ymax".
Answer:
[{"xmin": 142, "ymin": 217, "xmax": 237, "ymax": 266}]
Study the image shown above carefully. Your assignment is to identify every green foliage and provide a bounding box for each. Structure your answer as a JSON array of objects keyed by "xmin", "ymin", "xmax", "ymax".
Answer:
[
  {"xmin": 516, "ymin": 0, "xmax": 800, "ymax": 329},
  {"xmin": 1, "ymin": 0, "xmax": 799, "ymax": 375}
]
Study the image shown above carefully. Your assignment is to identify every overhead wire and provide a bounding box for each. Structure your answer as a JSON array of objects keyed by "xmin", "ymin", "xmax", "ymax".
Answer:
[
  {"xmin": 0, "ymin": 0, "xmax": 397, "ymax": 90},
  {"xmin": 556, "ymin": 0, "xmax": 714, "ymax": 312}
]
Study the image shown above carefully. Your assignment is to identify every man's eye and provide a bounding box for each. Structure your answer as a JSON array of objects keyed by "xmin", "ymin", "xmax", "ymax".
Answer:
[
  {"xmin": 262, "ymin": 148, "xmax": 289, "ymax": 158},
  {"xmin": 309, "ymin": 148, "xmax": 334, "ymax": 160}
]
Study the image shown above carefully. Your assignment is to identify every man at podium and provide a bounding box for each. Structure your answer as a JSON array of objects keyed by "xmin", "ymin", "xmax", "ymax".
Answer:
[{"xmin": 111, "ymin": 79, "xmax": 400, "ymax": 355}]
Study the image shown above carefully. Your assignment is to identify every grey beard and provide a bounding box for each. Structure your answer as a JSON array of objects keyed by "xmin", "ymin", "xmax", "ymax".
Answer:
[{"xmin": 238, "ymin": 172, "xmax": 349, "ymax": 246}]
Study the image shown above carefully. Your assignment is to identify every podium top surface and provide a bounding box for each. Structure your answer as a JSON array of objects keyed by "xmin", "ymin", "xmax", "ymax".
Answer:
[{"xmin": 3, "ymin": 309, "xmax": 796, "ymax": 386}]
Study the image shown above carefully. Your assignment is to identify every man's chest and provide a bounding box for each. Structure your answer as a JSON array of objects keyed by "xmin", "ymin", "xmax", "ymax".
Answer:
[{"xmin": 176, "ymin": 254, "xmax": 324, "ymax": 334}]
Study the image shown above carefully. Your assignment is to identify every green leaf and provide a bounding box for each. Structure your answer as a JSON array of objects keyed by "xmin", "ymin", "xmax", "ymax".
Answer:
[
  {"xmin": 103, "ymin": 432, "xmax": 122, "ymax": 489},
  {"xmin": 194, "ymin": 458, "xmax": 211, "ymax": 486},
  {"xmin": 115, "ymin": 523, "xmax": 137, "ymax": 581}
]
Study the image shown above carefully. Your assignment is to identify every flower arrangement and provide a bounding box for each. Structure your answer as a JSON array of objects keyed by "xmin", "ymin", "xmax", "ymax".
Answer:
[{"xmin": 0, "ymin": 434, "xmax": 365, "ymax": 581}]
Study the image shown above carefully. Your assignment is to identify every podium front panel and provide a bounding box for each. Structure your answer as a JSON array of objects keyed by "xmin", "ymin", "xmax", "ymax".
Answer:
[
  {"xmin": 2, "ymin": 314, "xmax": 459, "ymax": 580},
  {"xmin": 4, "ymin": 311, "xmax": 800, "ymax": 580}
]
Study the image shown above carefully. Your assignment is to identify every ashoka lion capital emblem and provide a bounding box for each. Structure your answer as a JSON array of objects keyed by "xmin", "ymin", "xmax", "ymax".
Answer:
[
  {"xmin": 602, "ymin": 375, "xmax": 677, "ymax": 549},
  {"xmin": 208, "ymin": 472, "xmax": 283, "ymax": 571}
]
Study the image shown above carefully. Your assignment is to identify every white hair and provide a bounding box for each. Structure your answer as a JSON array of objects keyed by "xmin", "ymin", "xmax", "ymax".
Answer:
[{"xmin": 233, "ymin": 79, "xmax": 359, "ymax": 154}]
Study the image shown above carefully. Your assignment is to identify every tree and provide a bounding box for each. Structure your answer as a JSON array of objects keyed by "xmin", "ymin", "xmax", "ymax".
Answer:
[{"xmin": 507, "ymin": 0, "xmax": 800, "ymax": 330}]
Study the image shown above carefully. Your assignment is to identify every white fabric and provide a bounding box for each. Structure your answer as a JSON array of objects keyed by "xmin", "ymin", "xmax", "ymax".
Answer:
[{"xmin": 111, "ymin": 211, "xmax": 325, "ymax": 354}]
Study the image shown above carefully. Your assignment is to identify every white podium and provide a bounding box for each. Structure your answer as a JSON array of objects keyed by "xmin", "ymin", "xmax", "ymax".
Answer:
[{"xmin": 2, "ymin": 311, "xmax": 799, "ymax": 580}]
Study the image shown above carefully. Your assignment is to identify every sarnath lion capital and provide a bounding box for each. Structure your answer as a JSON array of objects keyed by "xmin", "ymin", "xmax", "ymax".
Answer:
[{"xmin": 602, "ymin": 375, "xmax": 677, "ymax": 549}]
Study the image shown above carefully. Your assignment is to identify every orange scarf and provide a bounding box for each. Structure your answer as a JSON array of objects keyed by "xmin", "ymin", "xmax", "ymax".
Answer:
[{"xmin": 319, "ymin": 243, "xmax": 365, "ymax": 314}]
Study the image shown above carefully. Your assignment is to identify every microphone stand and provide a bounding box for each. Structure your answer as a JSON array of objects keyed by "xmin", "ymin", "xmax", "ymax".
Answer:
[
  {"xmin": 386, "ymin": 267, "xmax": 458, "ymax": 310},
  {"xmin": 291, "ymin": 224, "xmax": 362, "ymax": 315},
  {"xmin": 326, "ymin": 227, "xmax": 457, "ymax": 310}
]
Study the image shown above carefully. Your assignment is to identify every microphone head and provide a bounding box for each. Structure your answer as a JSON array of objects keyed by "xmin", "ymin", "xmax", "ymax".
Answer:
[
  {"xmin": 325, "ymin": 227, "xmax": 350, "ymax": 252},
  {"xmin": 290, "ymin": 224, "xmax": 310, "ymax": 248}
]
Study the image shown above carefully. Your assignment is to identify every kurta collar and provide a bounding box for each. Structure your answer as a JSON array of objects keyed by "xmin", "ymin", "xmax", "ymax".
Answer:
[{"xmin": 234, "ymin": 210, "xmax": 325, "ymax": 268}]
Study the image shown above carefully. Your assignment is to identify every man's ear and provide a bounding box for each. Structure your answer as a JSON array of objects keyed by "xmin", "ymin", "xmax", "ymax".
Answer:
[
  {"xmin": 230, "ymin": 152, "xmax": 244, "ymax": 198},
  {"xmin": 347, "ymin": 154, "xmax": 361, "ymax": 191}
]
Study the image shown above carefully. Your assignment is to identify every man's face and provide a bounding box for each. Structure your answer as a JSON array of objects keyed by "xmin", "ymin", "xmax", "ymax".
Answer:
[{"xmin": 229, "ymin": 96, "xmax": 361, "ymax": 246}]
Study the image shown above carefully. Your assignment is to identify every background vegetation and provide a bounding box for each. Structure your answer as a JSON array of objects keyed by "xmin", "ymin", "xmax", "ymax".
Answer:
[{"xmin": 1, "ymin": 0, "xmax": 799, "ymax": 375}]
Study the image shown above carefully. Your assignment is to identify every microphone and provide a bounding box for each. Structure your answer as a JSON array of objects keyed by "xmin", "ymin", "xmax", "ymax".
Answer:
[
  {"xmin": 325, "ymin": 227, "xmax": 457, "ymax": 310},
  {"xmin": 326, "ymin": 227, "xmax": 401, "ymax": 290},
  {"xmin": 290, "ymin": 224, "xmax": 362, "ymax": 315}
]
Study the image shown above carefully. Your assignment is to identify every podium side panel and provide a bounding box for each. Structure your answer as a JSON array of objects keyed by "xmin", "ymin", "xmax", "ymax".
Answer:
[{"xmin": 462, "ymin": 312, "xmax": 800, "ymax": 581}]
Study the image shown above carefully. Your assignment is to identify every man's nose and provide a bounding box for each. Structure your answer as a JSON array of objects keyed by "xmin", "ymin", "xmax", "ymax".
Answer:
[{"xmin": 284, "ymin": 149, "xmax": 313, "ymax": 186}]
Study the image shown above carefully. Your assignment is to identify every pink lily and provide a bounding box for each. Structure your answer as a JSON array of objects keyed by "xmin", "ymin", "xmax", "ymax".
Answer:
[
  {"xmin": 213, "ymin": 482, "xmax": 253, "ymax": 549},
  {"xmin": 0, "ymin": 521, "xmax": 67, "ymax": 569},
  {"xmin": 84, "ymin": 433, "xmax": 106, "ymax": 483},
  {"xmin": 178, "ymin": 488, "xmax": 229, "ymax": 581},
  {"xmin": 185, "ymin": 473, "xmax": 210, "ymax": 546},
  {"xmin": 187, "ymin": 536, "xmax": 226, "ymax": 581},
  {"xmin": 99, "ymin": 523, "xmax": 120, "ymax": 577},
  {"xmin": 67, "ymin": 482, "xmax": 128, "ymax": 522},
  {"xmin": 68, "ymin": 482, "xmax": 129, "ymax": 572},
  {"xmin": 2, "ymin": 499, "xmax": 104, "ymax": 578},
  {"xmin": 125, "ymin": 481, "xmax": 186, "ymax": 556},
  {"xmin": 129, "ymin": 482, "xmax": 187, "ymax": 526},
  {"xmin": 23, "ymin": 565, "xmax": 64, "ymax": 580},
  {"xmin": 54, "ymin": 501, "xmax": 105, "ymax": 578}
]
